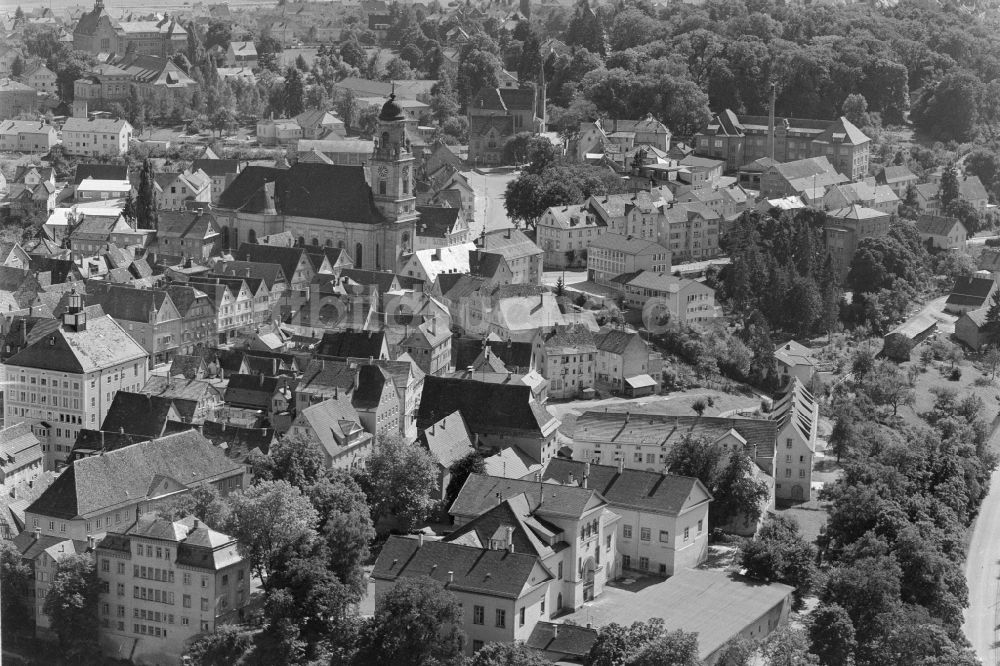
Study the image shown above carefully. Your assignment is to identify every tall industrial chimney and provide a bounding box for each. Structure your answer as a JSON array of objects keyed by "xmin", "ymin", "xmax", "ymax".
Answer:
[{"xmin": 768, "ymin": 83, "xmax": 777, "ymax": 162}]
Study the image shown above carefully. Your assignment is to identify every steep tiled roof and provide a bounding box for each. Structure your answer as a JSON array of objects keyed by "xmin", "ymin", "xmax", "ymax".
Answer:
[
  {"xmin": 417, "ymin": 376, "xmax": 557, "ymax": 436},
  {"xmin": 469, "ymin": 250, "xmax": 506, "ymax": 280},
  {"xmin": 372, "ymin": 534, "xmax": 550, "ymax": 599},
  {"xmin": 451, "ymin": 473, "xmax": 604, "ymax": 520},
  {"xmin": 213, "ymin": 261, "xmax": 286, "ymax": 288},
  {"xmin": 446, "ymin": 494, "xmax": 560, "ymax": 559},
  {"xmin": 352, "ymin": 364, "xmax": 392, "ymax": 409},
  {"xmin": 315, "ymin": 330, "xmax": 386, "ymax": 358},
  {"xmin": 420, "ymin": 410, "xmax": 474, "ymax": 468},
  {"xmin": 543, "ymin": 323, "xmax": 595, "ymax": 351},
  {"xmin": 142, "ymin": 376, "xmax": 220, "ymax": 403},
  {"xmin": 27, "ymin": 431, "xmax": 243, "ymax": 520},
  {"xmin": 99, "ymin": 392, "xmax": 179, "ymax": 437},
  {"xmin": 770, "ymin": 378, "xmax": 818, "ymax": 449},
  {"xmin": 86, "ymin": 283, "xmax": 171, "ymax": 323},
  {"xmin": 191, "ymin": 158, "xmax": 240, "ymax": 177},
  {"xmin": 541, "ymin": 459, "xmax": 711, "ymax": 515},
  {"xmin": 773, "ymin": 340, "xmax": 816, "ymax": 368},
  {"xmin": 295, "ymin": 396, "xmax": 368, "ymax": 458},
  {"xmin": 198, "ymin": 421, "xmax": 274, "ymax": 457},
  {"xmin": 594, "ymin": 329, "xmax": 642, "ymax": 355},
  {"xmin": 0, "ymin": 423, "xmax": 41, "ymax": 472},
  {"xmin": 949, "ymin": 275, "xmax": 995, "ymax": 302},
  {"xmin": 234, "ymin": 243, "xmax": 307, "ymax": 285},
  {"xmin": 415, "ymin": 206, "xmax": 460, "ymax": 238},
  {"xmin": 224, "ymin": 374, "xmax": 293, "ymax": 410},
  {"xmin": 482, "ymin": 446, "xmax": 541, "ymax": 478},
  {"xmin": 156, "ymin": 209, "xmax": 219, "ymax": 239},
  {"xmin": 218, "ymin": 163, "xmax": 382, "ymax": 224},
  {"xmin": 480, "ymin": 228, "xmax": 542, "ymax": 260},
  {"xmin": 526, "ymin": 622, "xmax": 599, "ymax": 658}
]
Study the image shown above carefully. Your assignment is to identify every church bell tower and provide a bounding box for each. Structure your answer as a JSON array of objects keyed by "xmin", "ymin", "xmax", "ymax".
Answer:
[{"xmin": 369, "ymin": 92, "xmax": 418, "ymax": 270}]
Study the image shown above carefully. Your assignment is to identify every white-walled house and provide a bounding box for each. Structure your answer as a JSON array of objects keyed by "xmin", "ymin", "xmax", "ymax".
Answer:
[
  {"xmin": 769, "ymin": 378, "xmax": 818, "ymax": 502},
  {"xmin": 540, "ymin": 458, "xmax": 712, "ymax": 576}
]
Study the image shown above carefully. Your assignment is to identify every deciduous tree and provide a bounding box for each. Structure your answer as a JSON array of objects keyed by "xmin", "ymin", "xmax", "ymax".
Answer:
[
  {"xmin": 354, "ymin": 576, "xmax": 464, "ymax": 666},
  {"xmin": 43, "ymin": 554, "xmax": 102, "ymax": 661},
  {"xmin": 354, "ymin": 436, "xmax": 437, "ymax": 531},
  {"xmin": 225, "ymin": 480, "xmax": 319, "ymax": 582}
]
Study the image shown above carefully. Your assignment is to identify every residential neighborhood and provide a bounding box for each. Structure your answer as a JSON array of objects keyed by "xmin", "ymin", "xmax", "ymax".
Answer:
[{"xmin": 0, "ymin": 0, "xmax": 998, "ymax": 664}]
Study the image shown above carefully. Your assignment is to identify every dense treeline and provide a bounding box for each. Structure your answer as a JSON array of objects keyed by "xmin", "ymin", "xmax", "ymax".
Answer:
[{"xmin": 808, "ymin": 374, "xmax": 996, "ymax": 665}]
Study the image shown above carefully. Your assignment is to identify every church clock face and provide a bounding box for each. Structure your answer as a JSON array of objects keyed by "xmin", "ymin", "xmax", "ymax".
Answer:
[{"xmin": 377, "ymin": 166, "xmax": 389, "ymax": 179}]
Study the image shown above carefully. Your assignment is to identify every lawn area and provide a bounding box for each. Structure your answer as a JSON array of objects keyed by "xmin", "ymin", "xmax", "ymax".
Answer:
[{"xmin": 898, "ymin": 354, "xmax": 1000, "ymax": 430}]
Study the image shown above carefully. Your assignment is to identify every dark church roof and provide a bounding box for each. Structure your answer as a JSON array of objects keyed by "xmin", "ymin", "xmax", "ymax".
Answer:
[{"xmin": 218, "ymin": 163, "xmax": 383, "ymax": 225}]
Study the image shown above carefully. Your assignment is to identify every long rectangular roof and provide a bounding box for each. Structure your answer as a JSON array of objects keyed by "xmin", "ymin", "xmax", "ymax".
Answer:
[
  {"xmin": 26, "ymin": 431, "xmax": 243, "ymax": 520},
  {"xmin": 540, "ymin": 459, "xmax": 711, "ymax": 516},
  {"xmin": 573, "ymin": 410, "xmax": 776, "ymax": 457},
  {"xmin": 372, "ymin": 535, "xmax": 549, "ymax": 599},
  {"xmin": 450, "ymin": 473, "xmax": 605, "ymax": 520},
  {"xmin": 218, "ymin": 163, "xmax": 382, "ymax": 224}
]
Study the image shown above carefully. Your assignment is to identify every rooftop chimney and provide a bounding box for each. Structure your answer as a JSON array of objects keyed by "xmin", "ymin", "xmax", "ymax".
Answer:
[
  {"xmin": 447, "ymin": 570, "xmax": 454, "ymax": 583},
  {"xmin": 553, "ymin": 624, "xmax": 559, "ymax": 638}
]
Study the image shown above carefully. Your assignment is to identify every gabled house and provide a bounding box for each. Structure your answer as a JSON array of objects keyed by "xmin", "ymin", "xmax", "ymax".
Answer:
[
  {"xmin": 154, "ymin": 209, "xmax": 221, "ymax": 264},
  {"xmin": 448, "ymin": 473, "xmax": 618, "ymax": 613},
  {"xmin": 86, "ymin": 283, "xmax": 183, "ymax": 365},
  {"xmin": 154, "ymin": 170, "xmax": 212, "ymax": 211},
  {"xmin": 916, "ymin": 214, "xmax": 967, "ymax": 250},
  {"xmin": 773, "ymin": 341, "xmax": 816, "ymax": 388},
  {"xmin": 315, "ymin": 330, "xmax": 389, "ymax": 360},
  {"xmin": 0, "ymin": 422, "xmax": 43, "ymax": 496},
  {"xmin": 399, "ymin": 242, "xmax": 474, "ymax": 283},
  {"xmin": 140, "ymin": 375, "xmax": 223, "ymax": 422},
  {"xmin": 594, "ymin": 329, "xmax": 659, "ymax": 392},
  {"xmin": 99, "ymin": 391, "xmax": 183, "ymax": 437},
  {"xmin": 223, "ymin": 373, "xmax": 296, "ymax": 419},
  {"xmin": 289, "ymin": 396, "xmax": 373, "ymax": 470},
  {"xmin": 769, "ymin": 379, "xmax": 818, "ymax": 502},
  {"xmin": 418, "ymin": 375, "xmax": 560, "ymax": 464},
  {"xmin": 876, "ymin": 165, "xmax": 918, "ymax": 198},
  {"xmin": 418, "ymin": 410, "xmax": 475, "ymax": 500},
  {"xmin": 945, "ymin": 275, "xmax": 997, "ymax": 315},
  {"xmin": 401, "ymin": 317, "xmax": 452, "ymax": 376},
  {"xmin": 539, "ymin": 324, "xmax": 596, "ymax": 400},
  {"xmin": 540, "ymin": 458, "xmax": 711, "ymax": 576},
  {"xmin": 191, "ymin": 158, "xmax": 242, "ymax": 203},
  {"xmin": 586, "ymin": 234, "xmax": 671, "ymax": 285},
  {"xmin": 22, "ymin": 430, "xmax": 246, "ymax": 546}
]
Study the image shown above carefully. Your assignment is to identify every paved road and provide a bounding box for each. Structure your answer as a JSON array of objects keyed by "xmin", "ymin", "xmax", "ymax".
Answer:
[
  {"xmin": 964, "ymin": 466, "xmax": 1000, "ymax": 665},
  {"xmin": 464, "ymin": 169, "xmax": 519, "ymax": 235}
]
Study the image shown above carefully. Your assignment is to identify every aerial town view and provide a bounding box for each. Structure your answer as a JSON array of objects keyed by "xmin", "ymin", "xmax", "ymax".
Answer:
[{"xmin": 0, "ymin": 0, "xmax": 998, "ymax": 663}]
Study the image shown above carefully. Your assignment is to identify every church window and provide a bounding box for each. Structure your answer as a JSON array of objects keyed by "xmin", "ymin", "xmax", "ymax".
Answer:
[
  {"xmin": 311, "ymin": 238, "xmax": 319, "ymax": 246},
  {"xmin": 379, "ymin": 180, "xmax": 387, "ymax": 195},
  {"xmin": 355, "ymin": 243, "xmax": 364, "ymax": 269}
]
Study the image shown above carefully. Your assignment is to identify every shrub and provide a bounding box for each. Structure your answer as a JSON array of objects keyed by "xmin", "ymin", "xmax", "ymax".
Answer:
[{"xmin": 949, "ymin": 368, "xmax": 962, "ymax": 381}]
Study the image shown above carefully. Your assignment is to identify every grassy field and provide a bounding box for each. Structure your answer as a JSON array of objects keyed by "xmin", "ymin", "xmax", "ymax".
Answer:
[{"xmin": 899, "ymin": 354, "xmax": 1000, "ymax": 430}]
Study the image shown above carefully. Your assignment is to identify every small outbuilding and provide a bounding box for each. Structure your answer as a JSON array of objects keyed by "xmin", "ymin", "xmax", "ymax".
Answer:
[
  {"xmin": 882, "ymin": 314, "xmax": 938, "ymax": 362},
  {"xmin": 624, "ymin": 374, "xmax": 658, "ymax": 397}
]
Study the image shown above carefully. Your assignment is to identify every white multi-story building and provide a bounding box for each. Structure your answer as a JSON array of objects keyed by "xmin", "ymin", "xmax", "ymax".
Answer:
[
  {"xmin": 3, "ymin": 293, "xmax": 149, "ymax": 470},
  {"xmin": 769, "ymin": 378, "xmax": 818, "ymax": 502},
  {"xmin": 374, "ymin": 473, "xmax": 619, "ymax": 656},
  {"xmin": 61, "ymin": 117, "xmax": 133, "ymax": 157},
  {"xmin": 541, "ymin": 458, "xmax": 712, "ymax": 576},
  {"xmin": 586, "ymin": 233, "xmax": 671, "ymax": 285},
  {"xmin": 95, "ymin": 513, "xmax": 251, "ymax": 664}
]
